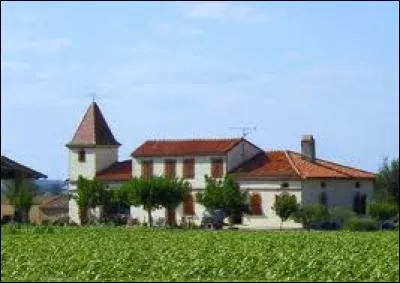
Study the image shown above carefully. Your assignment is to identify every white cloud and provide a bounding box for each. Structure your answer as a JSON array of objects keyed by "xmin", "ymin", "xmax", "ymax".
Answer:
[{"xmin": 183, "ymin": 1, "xmax": 267, "ymax": 23}]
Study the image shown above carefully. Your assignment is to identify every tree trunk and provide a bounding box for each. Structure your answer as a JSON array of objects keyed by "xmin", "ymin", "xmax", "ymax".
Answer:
[
  {"xmin": 147, "ymin": 208, "xmax": 153, "ymax": 227},
  {"xmin": 280, "ymin": 220, "xmax": 283, "ymax": 231},
  {"xmin": 79, "ymin": 206, "xmax": 88, "ymax": 226},
  {"xmin": 22, "ymin": 208, "xmax": 30, "ymax": 224}
]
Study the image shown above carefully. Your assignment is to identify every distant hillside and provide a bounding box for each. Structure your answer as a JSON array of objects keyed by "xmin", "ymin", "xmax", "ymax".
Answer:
[{"xmin": 1, "ymin": 179, "xmax": 67, "ymax": 195}]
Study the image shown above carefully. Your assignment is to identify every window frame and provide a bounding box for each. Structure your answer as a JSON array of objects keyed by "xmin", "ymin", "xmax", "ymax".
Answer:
[
  {"xmin": 211, "ymin": 158, "xmax": 224, "ymax": 178},
  {"xmin": 78, "ymin": 149, "xmax": 86, "ymax": 163},
  {"xmin": 164, "ymin": 159, "xmax": 176, "ymax": 179},
  {"xmin": 141, "ymin": 160, "xmax": 154, "ymax": 179},
  {"xmin": 183, "ymin": 158, "xmax": 195, "ymax": 179}
]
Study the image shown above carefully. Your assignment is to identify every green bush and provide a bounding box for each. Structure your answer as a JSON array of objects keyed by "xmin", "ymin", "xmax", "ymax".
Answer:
[
  {"xmin": 291, "ymin": 204, "xmax": 325, "ymax": 230},
  {"xmin": 368, "ymin": 201, "xmax": 398, "ymax": 222},
  {"xmin": 328, "ymin": 207, "xmax": 356, "ymax": 226},
  {"xmin": 343, "ymin": 217, "xmax": 379, "ymax": 231}
]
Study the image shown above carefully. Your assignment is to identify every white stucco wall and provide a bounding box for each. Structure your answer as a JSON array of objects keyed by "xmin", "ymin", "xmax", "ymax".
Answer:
[
  {"xmin": 68, "ymin": 149, "xmax": 97, "ymax": 181},
  {"xmin": 302, "ymin": 179, "xmax": 374, "ymax": 210},
  {"xmin": 68, "ymin": 147, "xmax": 118, "ymax": 181},
  {"xmin": 132, "ymin": 156, "xmax": 226, "ymax": 188},
  {"xmin": 239, "ymin": 180, "xmax": 303, "ymax": 228},
  {"xmin": 226, "ymin": 140, "xmax": 263, "ymax": 172},
  {"xmin": 95, "ymin": 147, "xmax": 118, "ymax": 173}
]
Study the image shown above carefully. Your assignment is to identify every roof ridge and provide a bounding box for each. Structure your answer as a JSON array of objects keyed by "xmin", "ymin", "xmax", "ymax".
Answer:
[
  {"xmin": 284, "ymin": 151, "xmax": 303, "ymax": 179},
  {"xmin": 145, "ymin": 137, "xmax": 242, "ymax": 142}
]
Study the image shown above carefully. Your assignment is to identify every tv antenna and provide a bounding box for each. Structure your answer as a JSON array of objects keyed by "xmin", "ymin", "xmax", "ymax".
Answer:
[{"xmin": 230, "ymin": 126, "xmax": 257, "ymax": 138}]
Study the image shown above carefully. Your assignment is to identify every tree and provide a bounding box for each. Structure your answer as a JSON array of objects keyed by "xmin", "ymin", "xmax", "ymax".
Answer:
[
  {"xmin": 368, "ymin": 201, "xmax": 398, "ymax": 228},
  {"xmin": 374, "ymin": 157, "xmax": 399, "ymax": 206},
  {"xmin": 157, "ymin": 176, "xmax": 190, "ymax": 226},
  {"xmin": 196, "ymin": 174, "xmax": 248, "ymax": 226},
  {"xmin": 271, "ymin": 192, "xmax": 298, "ymax": 230},
  {"xmin": 291, "ymin": 204, "xmax": 325, "ymax": 231},
  {"xmin": 69, "ymin": 176, "xmax": 107, "ymax": 225},
  {"xmin": 121, "ymin": 177, "xmax": 161, "ymax": 227},
  {"xmin": 4, "ymin": 177, "xmax": 38, "ymax": 223}
]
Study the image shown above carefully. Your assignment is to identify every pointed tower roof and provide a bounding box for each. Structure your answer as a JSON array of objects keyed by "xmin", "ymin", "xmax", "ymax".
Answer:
[{"xmin": 66, "ymin": 102, "xmax": 121, "ymax": 148}]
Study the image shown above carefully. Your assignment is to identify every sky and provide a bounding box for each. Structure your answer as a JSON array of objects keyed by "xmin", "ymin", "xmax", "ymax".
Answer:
[{"xmin": 1, "ymin": 1, "xmax": 399, "ymax": 180}]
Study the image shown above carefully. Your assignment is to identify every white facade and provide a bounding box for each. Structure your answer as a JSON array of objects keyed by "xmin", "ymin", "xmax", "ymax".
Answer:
[
  {"xmin": 302, "ymin": 179, "xmax": 373, "ymax": 210},
  {"xmin": 68, "ymin": 146, "xmax": 119, "ymax": 224},
  {"xmin": 132, "ymin": 156, "xmax": 226, "ymax": 188}
]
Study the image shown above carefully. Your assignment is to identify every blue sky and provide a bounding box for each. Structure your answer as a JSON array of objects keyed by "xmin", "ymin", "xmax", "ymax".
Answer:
[{"xmin": 1, "ymin": 1, "xmax": 398, "ymax": 180}]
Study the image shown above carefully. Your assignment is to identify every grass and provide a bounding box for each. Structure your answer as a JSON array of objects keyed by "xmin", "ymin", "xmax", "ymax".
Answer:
[{"xmin": 1, "ymin": 225, "xmax": 399, "ymax": 282}]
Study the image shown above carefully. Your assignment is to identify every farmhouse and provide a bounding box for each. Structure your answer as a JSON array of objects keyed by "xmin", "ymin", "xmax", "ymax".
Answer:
[{"xmin": 66, "ymin": 102, "xmax": 375, "ymax": 227}]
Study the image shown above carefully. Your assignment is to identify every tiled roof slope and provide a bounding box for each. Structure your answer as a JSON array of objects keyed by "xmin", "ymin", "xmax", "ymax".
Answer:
[
  {"xmin": 66, "ymin": 102, "xmax": 121, "ymax": 147},
  {"xmin": 131, "ymin": 138, "xmax": 242, "ymax": 157},
  {"xmin": 1, "ymin": 156, "xmax": 47, "ymax": 179},
  {"xmin": 96, "ymin": 160, "xmax": 132, "ymax": 181},
  {"xmin": 232, "ymin": 151, "xmax": 300, "ymax": 179},
  {"xmin": 232, "ymin": 151, "xmax": 375, "ymax": 180},
  {"xmin": 286, "ymin": 151, "xmax": 375, "ymax": 179},
  {"xmin": 39, "ymin": 194, "xmax": 69, "ymax": 209}
]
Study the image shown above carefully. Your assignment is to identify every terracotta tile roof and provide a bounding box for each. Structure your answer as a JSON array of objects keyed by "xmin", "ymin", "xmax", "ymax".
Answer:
[
  {"xmin": 232, "ymin": 150, "xmax": 375, "ymax": 180},
  {"xmin": 232, "ymin": 151, "xmax": 300, "ymax": 179},
  {"xmin": 131, "ymin": 138, "xmax": 243, "ymax": 157},
  {"xmin": 39, "ymin": 195, "xmax": 69, "ymax": 210},
  {"xmin": 66, "ymin": 102, "xmax": 121, "ymax": 147},
  {"xmin": 96, "ymin": 160, "xmax": 132, "ymax": 181},
  {"xmin": 286, "ymin": 151, "xmax": 375, "ymax": 179},
  {"xmin": 1, "ymin": 156, "xmax": 47, "ymax": 179}
]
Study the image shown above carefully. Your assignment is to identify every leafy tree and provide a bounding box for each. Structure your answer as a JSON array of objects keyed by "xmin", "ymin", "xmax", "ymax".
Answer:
[
  {"xmin": 271, "ymin": 192, "xmax": 298, "ymax": 230},
  {"xmin": 291, "ymin": 204, "xmax": 325, "ymax": 231},
  {"xmin": 121, "ymin": 177, "xmax": 162, "ymax": 227},
  {"xmin": 196, "ymin": 174, "xmax": 248, "ymax": 226},
  {"xmin": 69, "ymin": 176, "xmax": 107, "ymax": 225},
  {"xmin": 4, "ymin": 177, "xmax": 38, "ymax": 223},
  {"xmin": 368, "ymin": 201, "xmax": 398, "ymax": 228},
  {"xmin": 157, "ymin": 176, "xmax": 190, "ymax": 226},
  {"xmin": 374, "ymin": 157, "xmax": 399, "ymax": 206}
]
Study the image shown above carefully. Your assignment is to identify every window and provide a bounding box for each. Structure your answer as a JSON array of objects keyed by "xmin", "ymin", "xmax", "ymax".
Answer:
[
  {"xmin": 164, "ymin": 159, "xmax": 176, "ymax": 178},
  {"xmin": 183, "ymin": 159, "xmax": 195, "ymax": 179},
  {"xmin": 250, "ymin": 193, "xmax": 262, "ymax": 215},
  {"xmin": 78, "ymin": 149, "xmax": 86, "ymax": 163},
  {"xmin": 183, "ymin": 193, "xmax": 195, "ymax": 215},
  {"xmin": 141, "ymin": 160, "xmax": 153, "ymax": 179},
  {"xmin": 320, "ymin": 192, "xmax": 328, "ymax": 207},
  {"xmin": 355, "ymin": 182, "xmax": 361, "ymax": 188},
  {"xmin": 360, "ymin": 194, "xmax": 367, "ymax": 214},
  {"xmin": 320, "ymin": 182, "xmax": 326, "ymax": 188},
  {"xmin": 281, "ymin": 182, "xmax": 289, "ymax": 189},
  {"xmin": 353, "ymin": 192, "xmax": 366, "ymax": 215},
  {"xmin": 211, "ymin": 158, "xmax": 223, "ymax": 178}
]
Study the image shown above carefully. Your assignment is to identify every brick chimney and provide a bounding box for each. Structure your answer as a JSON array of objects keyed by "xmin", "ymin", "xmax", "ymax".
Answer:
[{"xmin": 301, "ymin": 135, "xmax": 316, "ymax": 162}]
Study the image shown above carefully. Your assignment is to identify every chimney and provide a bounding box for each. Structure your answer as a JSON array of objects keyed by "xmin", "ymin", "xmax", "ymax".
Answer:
[{"xmin": 301, "ymin": 135, "xmax": 316, "ymax": 162}]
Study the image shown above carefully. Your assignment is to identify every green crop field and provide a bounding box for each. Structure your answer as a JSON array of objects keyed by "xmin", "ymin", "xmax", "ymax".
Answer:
[{"xmin": 1, "ymin": 225, "xmax": 399, "ymax": 282}]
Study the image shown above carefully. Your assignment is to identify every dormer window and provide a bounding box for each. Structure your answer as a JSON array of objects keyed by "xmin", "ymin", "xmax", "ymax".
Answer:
[{"xmin": 78, "ymin": 149, "xmax": 86, "ymax": 163}]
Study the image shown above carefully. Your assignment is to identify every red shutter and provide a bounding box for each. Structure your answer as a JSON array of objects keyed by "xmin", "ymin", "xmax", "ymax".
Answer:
[
  {"xmin": 183, "ymin": 159, "xmax": 195, "ymax": 179},
  {"xmin": 165, "ymin": 160, "xmax": 176, "ymax": 178},
  {"xmin": 142, "ymin": 160, "xmax": 153, "ymax": 179},
  {"xmin": 211, "ymin": 158, "xmax": 223, "ymax": 178}
]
